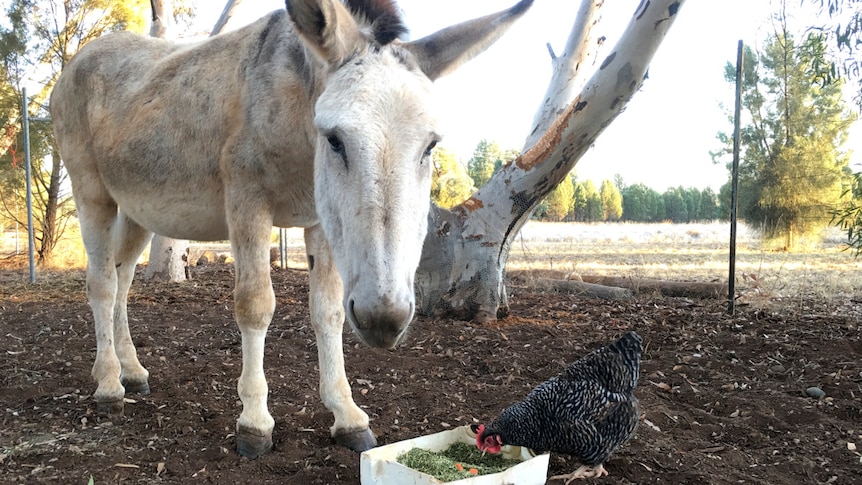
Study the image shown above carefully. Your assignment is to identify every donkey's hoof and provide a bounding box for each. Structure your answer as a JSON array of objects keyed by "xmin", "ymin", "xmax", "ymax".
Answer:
[
  {"xmin": 334, "ymin": 427, "xmax": 377, "ymax": 452},
  {"xmin": 236, "ymin": 426, "xmax": 273, "ymax": 459},
  {"xmin": 96, "ymin": 399, "xmax": 124, "ymax": 416},
  {"xmin": 122, "ymin": 379, "xmax": 150, "ymax": 396}
]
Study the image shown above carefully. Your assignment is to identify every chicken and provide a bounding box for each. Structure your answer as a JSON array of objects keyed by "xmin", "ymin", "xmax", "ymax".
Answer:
[{"xmin": 473, "ymin": 331, "xmax": 642, "ymax": 483}]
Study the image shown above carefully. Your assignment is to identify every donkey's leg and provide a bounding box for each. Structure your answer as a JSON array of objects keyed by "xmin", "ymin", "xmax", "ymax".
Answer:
[
  {"xmin": 230, "ymin": 213, "xmax": 276, "ymax": 458},
  {"xmin": 304, "ymin": 225, "xmax": 377, "ymax": 452},
  {"xmin": 76, "ymin": 196, "xmax": 125, "ymax": 415},
  {"xmin": 113, "ymin": 212, "xmax": 153, "ymax": 395}
]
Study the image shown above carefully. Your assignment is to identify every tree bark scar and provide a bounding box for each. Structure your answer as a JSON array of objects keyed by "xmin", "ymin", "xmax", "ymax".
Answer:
[
  {"xmin": 600, "ymin": 52, "xmax": 617, "ymax": 70},
  {"xmin": 463, "ymin": 197, "xmax": 484, "ymax": 211},
  {"xmin": 515, "ymin": 97, "xmax": 581, "ymax": 172},
  {"xmin": 616, "ymin": 62, "xmax": 634, "ymax": 90},
  {"xmin": 636, "ymin": 0, "xmax": 651, "ymax": 20}
]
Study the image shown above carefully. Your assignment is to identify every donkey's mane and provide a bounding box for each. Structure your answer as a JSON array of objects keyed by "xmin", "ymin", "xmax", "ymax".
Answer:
[{"xmin": 344, "ymin": 0, "xmax": 407, "ymax": 45}]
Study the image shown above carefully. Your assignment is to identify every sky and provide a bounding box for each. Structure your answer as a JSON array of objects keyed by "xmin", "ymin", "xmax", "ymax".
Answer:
[{"xmin": 185, "ymin": 0, "xmax": 861, "ymax": 192}]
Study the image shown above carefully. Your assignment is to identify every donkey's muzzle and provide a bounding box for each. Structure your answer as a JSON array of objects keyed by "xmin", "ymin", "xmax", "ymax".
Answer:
[{"xmin": 347, "ymin": 297, "xmax": 413, "ymax": 349}]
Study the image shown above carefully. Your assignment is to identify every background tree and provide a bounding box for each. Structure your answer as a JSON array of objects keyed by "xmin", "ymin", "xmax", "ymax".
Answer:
[
  {"xmin": 0, "ymin": 6, "xmax": 28, "ymax": 239},
  {"xmin": 831, "ymin": 171, "xmax": 862, "ymax": 256},
  {"xmin": 809, "ymin": 0, "xmax": 862, "ymax": 254},
  {"xmin": 581, "ymin": 179, "xmax": 603, "ymax": 222},
  {"xmin": 613, "ymin": 173, "xmax": 626, "ymax": 193},
  {"xmin": 682, "ymin": 187, "xmax": 701, "ymax": 222},
  {"xmin": 620, "ymin": 183, "xmax": 648, "ymax": 222},
  {"xmin": 621, "ymin": 183, "xmax": 666, "ymax": 222},
  {"xmin": 714, "ymin": 16, "xmax": 855, "ymax": 250},
  {"xmin": 696, "ymin": 187, "xmax": 720, "ymax": 221},
  {"xmin": 662, "ymin": 187, "xmax": 688, "ymax": 223},
  {"xmin": 466, "ymin": 139, "xmax": 502, "ymax": 189},
  {"xmin": 431, "ymin": 145, "xmax": 474, "ymax": 209},
  {"xmin": 809, "ymin": 0, "xmax": 862, "ymax": 109},
  {"xmin": 600, "ymin": 179, "xmax": 623, "ymax": 221},
  {"xmin": 648, "ymin": 188, "xmax": 666, "ymax": 221},
  {"xmin": 543, "ymin": 173, "xmax": 574, "ymax": 221},
  {"xmin": 0, "ymin": 0, "xmax": 149, "ymax": 264},
  {"xmin": 572, "ymin": 179, "xmax": 587, "ymax": 221}
]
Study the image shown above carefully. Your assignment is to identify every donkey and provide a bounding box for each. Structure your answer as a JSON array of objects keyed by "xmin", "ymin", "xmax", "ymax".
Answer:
[{"xmin": 50, "ymin": 0, "xmax": 533, "ymax": 458}]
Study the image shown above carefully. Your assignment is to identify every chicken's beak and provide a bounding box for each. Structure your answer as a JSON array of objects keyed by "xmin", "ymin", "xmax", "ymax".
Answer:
[{"xmin": 481, "ymin": 450, "xmax": 486, "ymax": 458}]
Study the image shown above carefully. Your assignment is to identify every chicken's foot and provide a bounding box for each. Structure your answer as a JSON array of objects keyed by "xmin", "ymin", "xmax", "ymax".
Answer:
[{"xmin": 550, "ymin": 463, "xmax": 608, "ymax": 482}]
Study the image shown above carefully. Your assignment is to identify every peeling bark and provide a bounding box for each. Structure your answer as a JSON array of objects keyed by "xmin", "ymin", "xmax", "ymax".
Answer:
[{"xmin": 416, "ymin": 0, "xmax": 686, "ymax": 321}]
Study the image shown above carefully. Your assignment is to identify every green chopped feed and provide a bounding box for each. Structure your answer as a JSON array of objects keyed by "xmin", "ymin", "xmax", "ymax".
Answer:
[{"xmin": 396, "ymin": 441, "xmax": 523, "ymax": 482}]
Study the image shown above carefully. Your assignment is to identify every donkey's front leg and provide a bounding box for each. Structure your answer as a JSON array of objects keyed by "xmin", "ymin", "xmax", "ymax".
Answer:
[
  {"xmin": 305, "ymin": 225, "xmax": 377, "ymax": 452},
  {"xmin": 230, "ymin": 215, "xmax": 277, "ymax": 459}
]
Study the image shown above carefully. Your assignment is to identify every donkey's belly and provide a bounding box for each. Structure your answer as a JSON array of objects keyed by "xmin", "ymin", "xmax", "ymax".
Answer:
[
  {"xmin": 115, "ymin": 190, "xmax": 231, "ymax": 242},
  {"xmin": 113, "ymin": 185, "xmax": 320, "ymax": 241}
]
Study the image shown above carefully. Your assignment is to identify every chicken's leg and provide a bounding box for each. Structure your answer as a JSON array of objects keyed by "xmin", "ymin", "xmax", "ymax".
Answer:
[{"xmin": 550, "ymin": 463, "xmax": 608, "ymax": 483}]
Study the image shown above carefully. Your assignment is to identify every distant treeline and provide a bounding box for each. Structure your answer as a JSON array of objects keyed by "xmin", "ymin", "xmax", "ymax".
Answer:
[
  {"xmin": 533, "ymin": 178, "xmax": 724, "ymax": 224},
  {"xmin": 432, "ymin": 143, "xmax": 725, "ymax": 224}
]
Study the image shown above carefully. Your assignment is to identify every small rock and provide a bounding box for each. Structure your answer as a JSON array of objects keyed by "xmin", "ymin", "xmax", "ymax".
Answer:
[
  {"xmin": 806, "ymin": 387, "xmax": 826, "ymax": 399},
  {"xmin": 768, "ymin": 364, "xmax": 786, "ymax": 375}
]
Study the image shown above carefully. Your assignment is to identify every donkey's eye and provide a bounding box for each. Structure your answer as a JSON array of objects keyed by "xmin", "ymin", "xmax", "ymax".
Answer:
[
  {"xmin": 327, "ymin": 135, "xmax": 345, "ymax": 156},
  {"xmin": 423, "ymin": 140, "xmax": 437, "ymax": 158}
]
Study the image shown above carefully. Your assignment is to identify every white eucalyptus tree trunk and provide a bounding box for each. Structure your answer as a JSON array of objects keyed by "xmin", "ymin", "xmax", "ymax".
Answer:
[
  {"xmin": 144, "ymin": 0, "xmax": 190, "ymax": 282},
  {"xmin": 416, "ymin": 0, "xmax": 685, "ymax": 322},
  {"xmin": 144, "ymin": 0, "xmax": 243, "ymax": 282}
]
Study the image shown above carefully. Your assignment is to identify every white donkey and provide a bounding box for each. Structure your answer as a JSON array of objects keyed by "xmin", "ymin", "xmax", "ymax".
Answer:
[{"xmin": 50, "ymin": 0, "xmax": 532, "ymax": 457}]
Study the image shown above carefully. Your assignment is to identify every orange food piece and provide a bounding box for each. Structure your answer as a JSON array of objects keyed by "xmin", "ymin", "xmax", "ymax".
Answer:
[
  {"xmin": 469, "ymin": 468, "xmax": 479, "ymax": 475},
  {"xmin": 455, "ymin": 463, "xmax": 464, "ymax": 471}
]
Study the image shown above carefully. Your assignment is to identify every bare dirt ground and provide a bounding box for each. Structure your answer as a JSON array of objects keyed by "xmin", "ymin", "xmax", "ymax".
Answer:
[{"xmin": 1, "ymin": 264, "xmax": 861, "ymax": 484}]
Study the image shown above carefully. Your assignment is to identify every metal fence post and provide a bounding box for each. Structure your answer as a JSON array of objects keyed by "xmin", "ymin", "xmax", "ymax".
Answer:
[
  {"xmin": 728, "ymin": 41, "xmax": 744, "ymax": 315},
  {"xmin": 22, "ymin": 88, "xmax": 36, "ymax": 283}
]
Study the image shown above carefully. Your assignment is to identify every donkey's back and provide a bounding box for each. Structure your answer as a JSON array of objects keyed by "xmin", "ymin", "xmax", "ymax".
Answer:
[{"xmin": 52, "ymin": 10, "xmax": 317, "ymax": 240}]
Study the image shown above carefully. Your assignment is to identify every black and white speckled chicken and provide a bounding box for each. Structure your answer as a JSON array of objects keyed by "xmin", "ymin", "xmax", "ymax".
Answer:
[{"xmin": 473, "ymin": 331, "xmax": 642, "ymax": 482}]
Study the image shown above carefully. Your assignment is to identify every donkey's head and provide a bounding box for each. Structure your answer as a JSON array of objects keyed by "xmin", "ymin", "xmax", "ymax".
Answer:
[{"xmin": 288, "ymin": 0, "xmax": 533, "ymax": 349}]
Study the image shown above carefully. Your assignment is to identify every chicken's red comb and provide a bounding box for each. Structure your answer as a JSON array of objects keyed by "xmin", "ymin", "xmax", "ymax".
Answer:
[{"xmin": 474, "ymin": 424, "xmax": 485, "ymax": 449}]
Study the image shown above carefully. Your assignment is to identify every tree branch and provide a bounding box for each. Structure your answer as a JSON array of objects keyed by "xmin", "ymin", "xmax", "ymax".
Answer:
[
  {"xmin": 523, "ymin": 0, "xmax": 605, "ymax": 151},
  {"xmin": 211, "ymin": 0, "xmax": 245, "ymax": 37}
]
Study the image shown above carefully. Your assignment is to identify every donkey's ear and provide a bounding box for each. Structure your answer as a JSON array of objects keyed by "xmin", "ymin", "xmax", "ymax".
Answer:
[
  {"xmin": 402, "ymin": 0, "xmax": 533, "ymax": 81},
  {"xmin": 287, "ymin": 0, "xmax": 364, "ymax": 65}
]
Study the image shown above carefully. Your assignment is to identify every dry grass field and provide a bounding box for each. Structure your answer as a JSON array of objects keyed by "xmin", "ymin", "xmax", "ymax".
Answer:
[{"xmin": 506, "ymin": 222, "xmax": 862, "ymax": 302}]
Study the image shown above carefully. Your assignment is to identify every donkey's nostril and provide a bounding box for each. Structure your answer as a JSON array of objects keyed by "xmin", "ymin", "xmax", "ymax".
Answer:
[
  {"xmin": 347, "ymin": 298, "xmax": 366, "ymax": 330},
  {"xmin": 346, "ymin": 293, "xmax": 413, "ymax": 349}
]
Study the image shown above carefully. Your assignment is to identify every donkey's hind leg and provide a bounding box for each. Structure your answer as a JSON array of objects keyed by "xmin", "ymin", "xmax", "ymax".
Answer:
[
  {"xmin": 112, "ymin": 212, "xmax": 153, "ymax": 395},
  {"xmin": 304, "ymin": 225, "xmax": 377, "ymax": 452},
  {"xmin": 76, "ymin": 196, "xmax": 125, "ymax": 415}
]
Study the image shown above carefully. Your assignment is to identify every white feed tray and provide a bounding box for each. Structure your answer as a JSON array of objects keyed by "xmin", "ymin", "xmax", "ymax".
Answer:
[{"xmin": 360, "ymin": 425, "xmax": 549, "ymax": 485}]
